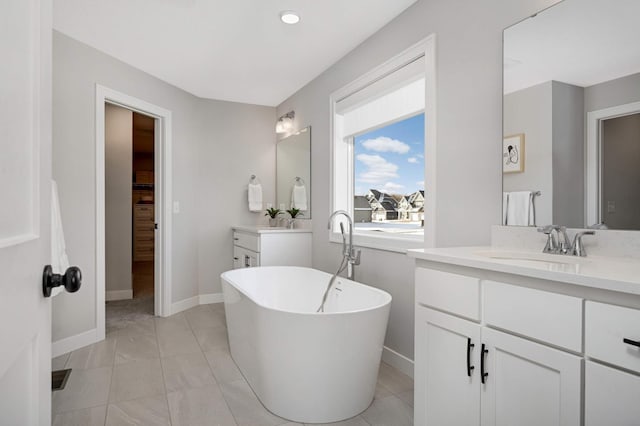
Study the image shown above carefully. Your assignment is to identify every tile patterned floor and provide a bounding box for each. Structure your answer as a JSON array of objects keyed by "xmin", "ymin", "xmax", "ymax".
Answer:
[{"xmin": 52, "ymin": 303, "xmax": 414, "ymax": 426}]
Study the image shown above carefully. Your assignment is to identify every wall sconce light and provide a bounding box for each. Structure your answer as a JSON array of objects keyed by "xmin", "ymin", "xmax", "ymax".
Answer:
[{"xmin": 276, "ymin": 111, "xmax": 295, "ymax": 134}]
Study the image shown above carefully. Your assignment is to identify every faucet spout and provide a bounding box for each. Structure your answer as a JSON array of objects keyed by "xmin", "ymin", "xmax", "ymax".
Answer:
[{"xmin": 327, "ymin": 210, "xmax": 359, "ymax": 280}]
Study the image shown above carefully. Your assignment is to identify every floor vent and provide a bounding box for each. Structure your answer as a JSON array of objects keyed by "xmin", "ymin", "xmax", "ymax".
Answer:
[{"xmin": 51, "ymin": 369, "xmax": 72, "ymax": 391}]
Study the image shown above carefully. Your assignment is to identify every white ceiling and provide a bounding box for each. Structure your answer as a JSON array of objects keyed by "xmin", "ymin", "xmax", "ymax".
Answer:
[
  {"xmin": 504, "ymin": 0, "xmax": 640, "ymax": 94},
  {"xmin": 53, "ymin": 0, "xmax": 417, "ymax": 106}
]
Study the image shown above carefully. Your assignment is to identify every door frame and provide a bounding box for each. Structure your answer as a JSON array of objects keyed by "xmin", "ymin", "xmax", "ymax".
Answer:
[
  {"xmin": 586, "ymin": 101, "xmax": 640, "ymax": 226},
  {"xmin": 95, "ymin": 85, "xmax": 173, "ymax": 340}
]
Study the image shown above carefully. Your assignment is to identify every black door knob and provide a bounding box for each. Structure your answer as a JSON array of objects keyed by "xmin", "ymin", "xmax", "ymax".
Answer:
[{"xmin": 42, "ymin": 265, "xmax": 82, "ymax": 297}]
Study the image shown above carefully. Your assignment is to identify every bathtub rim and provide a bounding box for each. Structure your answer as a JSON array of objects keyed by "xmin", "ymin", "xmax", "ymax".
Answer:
[{"xmin": 221, "ymin": 266, "xmax": 392, "ymax": 316}]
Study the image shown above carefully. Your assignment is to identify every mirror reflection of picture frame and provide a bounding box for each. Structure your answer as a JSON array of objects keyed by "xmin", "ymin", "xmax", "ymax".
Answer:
[{"xmin": 503, "ymin": 133, "xmax": 525, "ymax": 173}]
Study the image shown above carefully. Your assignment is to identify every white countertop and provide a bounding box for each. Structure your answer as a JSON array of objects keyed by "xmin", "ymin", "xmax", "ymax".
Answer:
[
  {"xmin": 232, "ymin": 225, "xmax": 312, "ymax": 234},
  {"xmin": 408, "ymin": 246, "xmax": 640, "ymax": 296}
]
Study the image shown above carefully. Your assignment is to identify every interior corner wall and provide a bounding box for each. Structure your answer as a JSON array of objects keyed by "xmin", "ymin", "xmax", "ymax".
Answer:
[
  {"xmin": 105, "ymin": 104, "xmax": 133, "ymax": 296},
  {"xmin": 52, "ymin": 31, "xmax": 275, "ymax": 342},
  {"xmin": 275, "ymin": 0, "xmax": 560, "ymax": 363},
  {"xmin": 504, "ymin": 82, "xmax": 554, "ymax": 226},
  {"xmin": 551, "ymin": 81, "xmax": 584, "ymax": 228}
]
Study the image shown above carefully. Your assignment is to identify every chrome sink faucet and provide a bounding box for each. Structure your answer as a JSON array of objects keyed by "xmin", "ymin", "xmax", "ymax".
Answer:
[
  {"xmin": 537, "ymin": 225, "xmax": 595, "ymax": 257},
  {"xmin": 327, "ymin": 210, "xmax": 361, "ymax": 280}
]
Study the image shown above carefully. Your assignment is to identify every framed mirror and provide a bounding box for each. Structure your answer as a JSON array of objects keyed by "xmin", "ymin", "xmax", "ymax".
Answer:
[
  {"xmin": 276, "ymin": 127, "xmax": 311, "ymax": 218},
  {"xmin": 503, "ymin": 0, "xmax": 640, "ymax": 230}
]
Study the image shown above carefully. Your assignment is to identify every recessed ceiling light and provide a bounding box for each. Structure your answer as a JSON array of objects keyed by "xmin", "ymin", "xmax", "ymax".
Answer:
[{"xmin": 280, "ymin": 10, "xmax": 300, "ymax": 25}]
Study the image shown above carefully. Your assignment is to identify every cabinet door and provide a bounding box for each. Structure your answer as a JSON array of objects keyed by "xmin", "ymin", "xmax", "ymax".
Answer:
[
  {"xmin": 415, "ymin": 307, "xmax": 481, "ymax": 426},
  {"xmin": 480, "ymin": 328, "xmax": 581, "ymax": 426},
  {"xmin": 585, "ymin": 361, "xmax": 640, "ymax": 426}
]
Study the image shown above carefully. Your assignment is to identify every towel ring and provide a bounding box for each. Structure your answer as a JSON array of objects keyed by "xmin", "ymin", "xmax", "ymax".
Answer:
[
  {"xmin": 294, "ymin": 176, "xmax": 305, "ymax": 186},
  {"xmin": 249, "ymin": 174, "xmax": 261, "ymax": 184}
]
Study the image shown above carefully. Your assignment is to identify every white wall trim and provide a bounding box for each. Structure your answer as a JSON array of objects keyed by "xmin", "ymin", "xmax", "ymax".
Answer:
[
  {"xmin": 586, "ymin": 101, "xmax": 640, "ymax": 226},
  {"xmin": 95, "ymin": 85, "xmax": 173, "ymax": 347},
  {"xmin": 52, "ymin": 328, "xmax": 98, "ymax": 358},
  {"xmin": 105, "ymin": 290, "xmax": 133, "ymax": 301},
  {"xmin": 382, "ymin": 345, "xmax": 414, "ymax": 379},
  {"xmin": 199, "ymin": 293, "xmax": 224, "ymax": 304}
]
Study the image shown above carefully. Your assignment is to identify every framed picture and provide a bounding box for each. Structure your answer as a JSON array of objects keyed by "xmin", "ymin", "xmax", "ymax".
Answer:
[{"xmin": 503, "ymin": 133, "xmax": 525, "ymax": 173}]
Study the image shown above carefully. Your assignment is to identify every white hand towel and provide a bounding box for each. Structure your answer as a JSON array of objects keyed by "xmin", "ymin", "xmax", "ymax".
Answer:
[
  {"xmin": 502, "ymin": 192, "xmax": 509, "ymax": 225},
  {"xmin": 291, "ymin": 184, "xmax": 308, "ymax": 211},
  {"xmin": 248, "ymin": 183, "xmax": 263, "ymax": 212},
  {"xmin": 506, "ymin": 191, "xmax": 534, "ymax": 226},
  {"xmin": 51, "ymin": 180, "xmax": 70, "ymax": 297}
]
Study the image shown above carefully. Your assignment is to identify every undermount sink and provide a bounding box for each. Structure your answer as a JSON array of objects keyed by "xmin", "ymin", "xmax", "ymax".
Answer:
[{"xmin": 473, "ymin": 250, "xmax": 587, "ymax": 265}]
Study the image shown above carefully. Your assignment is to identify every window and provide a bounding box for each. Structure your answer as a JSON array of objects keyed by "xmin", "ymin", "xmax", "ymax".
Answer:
[
  {"xmin": 354, "ymin": 113, "xmax": 424, "ymax": 234},
  {"xmin": 330, "ymin": 37, "xmax": 434, "ymax": 252}
]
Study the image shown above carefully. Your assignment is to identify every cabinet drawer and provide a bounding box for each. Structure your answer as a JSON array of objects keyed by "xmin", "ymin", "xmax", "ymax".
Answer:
[
  {"xmin": 233, "ymin": 231, "xmax": 260, "ymax": 252},
  {"xmin": 585, "ymin": 361, "xmax": 640, "ymax": 426},
  {"xmin": 585, "ymin": 301, "xmax": 640, "ymax": 373},
  {"xmin": 233, "ymin": 246, "xmax": 260, "ymax": 268},
  {"xmin": 135, "ymin": 231, "xmax": 155, "ymax": 243},
  {"xmin": 415, "ymin": 268, "xmax": 480, "ymax": 320},
  {"xmin": 483, "ymin": 281, "xmax": 583, "ymax": 352},
  {"xmin": 135, "ymin": 205, "xmax": 154, "ymax": 218}
]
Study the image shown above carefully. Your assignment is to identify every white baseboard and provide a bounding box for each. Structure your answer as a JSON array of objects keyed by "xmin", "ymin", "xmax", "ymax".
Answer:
[
  {"xmin": 52, "ymin": 328, "xmax": 99, "ymax": 358},
  {"xmin": 382, "ymin": 346, "xmax": 414, "ymax": 378},
  {"xmin": 199, "ymin": 293, "xmax": 224, "ymax": 305},
  {"xmin": 170, "ymin": 296, "xmax": 200, "ymax": 315},
  {"xmin": 170, "ymin": 293, "xmax": 224, "ymax": 315},
  {"xmin": 106, "ymin": 289, "xmax": 133, "ymax": 301}
]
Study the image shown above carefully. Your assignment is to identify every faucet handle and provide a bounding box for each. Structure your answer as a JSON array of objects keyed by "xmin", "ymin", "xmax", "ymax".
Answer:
[
  {"xmin": 352, "ymin": 249, "xmax": 361, "ymax": 266},
  {"xmin": 538, "ymin": 225, "xmax": 558, "ymax": 253},
  {"xmin": 571, "ymin": 231, "xmax": 595, "ymax": 257},
  {"xmin": 537, "ymin": 225, "xmax": 560, "ymax": 234}
]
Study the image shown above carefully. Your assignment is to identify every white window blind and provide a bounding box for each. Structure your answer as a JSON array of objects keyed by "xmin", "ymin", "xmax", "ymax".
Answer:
[{"xmin": 336, "ymin": 56, "xmax": 425, "ymax": 139}]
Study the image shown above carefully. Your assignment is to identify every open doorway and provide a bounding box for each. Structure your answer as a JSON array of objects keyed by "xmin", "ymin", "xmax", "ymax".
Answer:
[
  {"xmin": 95, "ymin": 85, "xmax": 172, "ymax": 342},
  {"xmin": 104, "ymin": 104, "xmax": 156, "ymax": 331}
]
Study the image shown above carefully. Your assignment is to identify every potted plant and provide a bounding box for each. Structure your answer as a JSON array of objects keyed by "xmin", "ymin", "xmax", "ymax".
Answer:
[
  {"xmin": 265, "ymin": 207, "xmax": 283, "ymax": 227},
  {"xmin": 285, "ymin": 208, "xmax": 303, "ymax": 229}
]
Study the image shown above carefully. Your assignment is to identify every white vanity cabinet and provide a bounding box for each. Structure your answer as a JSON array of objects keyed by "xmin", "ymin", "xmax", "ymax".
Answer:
[
  {"xmin": 415, "ymin": 268, "xmax": 581, "ymax": 426},
  {"xmin": 232, "ymin": 226, "xmax": 311, "ymax": 269}
]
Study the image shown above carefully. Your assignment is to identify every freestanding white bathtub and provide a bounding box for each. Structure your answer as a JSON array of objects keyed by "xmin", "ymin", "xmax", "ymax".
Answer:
[{"xmin": 220, "ymin": 266, "xmax": 392, "ymax": 424}]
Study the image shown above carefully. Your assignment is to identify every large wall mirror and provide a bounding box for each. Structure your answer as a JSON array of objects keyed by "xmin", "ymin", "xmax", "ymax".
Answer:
[
  {"xmin": 503, "ymin": 0, "xmax": 640, "ymax": 230},
  {"xmin": 277, "ymin": 127, "xmax": 311, "ymax": 218}
]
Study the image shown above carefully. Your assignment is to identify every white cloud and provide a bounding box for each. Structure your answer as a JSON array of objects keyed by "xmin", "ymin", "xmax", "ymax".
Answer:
[
  {"xmin": 417, "ymin": 180, "xmax": 425, "ymax": 187},
  {"xmin": 361, "ymin": 136, "xmax": 410, "ymax": 154},
  {"xmin": 381, "ymin": 182, "xmax": 405, "ymax": 193},
  {"xmin": 356, "ymin": 154, "xmax": 399, "ymax": 184},
  {"xmin": 407, "ymin": 157, "xmax": 418, "ymax": 164}
]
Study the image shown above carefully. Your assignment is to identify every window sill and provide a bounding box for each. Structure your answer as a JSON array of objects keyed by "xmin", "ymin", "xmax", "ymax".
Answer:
[{"xmin": 329, "ymin": 230, "xmax": 424, "ymax": 254}]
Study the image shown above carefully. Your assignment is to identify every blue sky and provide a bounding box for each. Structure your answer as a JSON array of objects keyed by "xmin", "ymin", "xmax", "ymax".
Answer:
[{"xmin": 354, "ymin": 113, "xmax": 425, "ymax": 196}]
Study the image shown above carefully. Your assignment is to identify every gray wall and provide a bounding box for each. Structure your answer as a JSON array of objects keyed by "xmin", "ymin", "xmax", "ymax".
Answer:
[
  {"xmin": 105, "ymin": 104, "xmax": 133, "ymax": 295},
  {"xmin": 551, "ymin": 81, "xmax": 584, "ymax": 227},
  {"xmin": 52, "ymin": 31, "xmax": 275, "ymax": 341},
  {"xmin": 503, "ymin": 81, "xmax": 585, "ymax": 228},
  {"xmin": 276, "ymin": 0, "xmax": 559, "ymax": 362},
  {"xmin": 585, "ymin": 72, "xmax": 640, "ymax": 113},
  {"xmin": 504, "ymin": 82, "xmax": 553, "ymax": 226}
]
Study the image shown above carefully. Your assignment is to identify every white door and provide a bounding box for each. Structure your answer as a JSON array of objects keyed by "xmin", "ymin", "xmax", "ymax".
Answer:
[
  {"xmin": 480, "ymin": 327, "xmax": 581, "ymax": 426},
  {"xmin": 415, "ymin": 306, "xmax": 481, "ymax": 426},
  {"xmin": 0, "ymin": 0, "xmax": 53, "ymax": 424}
]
